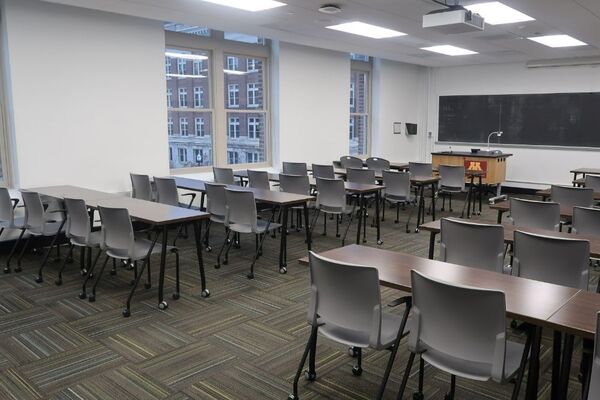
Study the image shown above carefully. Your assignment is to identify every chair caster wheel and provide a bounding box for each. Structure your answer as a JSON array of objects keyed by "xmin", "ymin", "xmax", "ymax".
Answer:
[
  {"xmin": 88, "ymin": 295, "xmax": 96, "ymax": 303},
  {"xmin": 110, "ymin": 269, "xmax": 117, "ymax": 276},
  {"xmin": 247, "ymin": 273, "xmax": 254, "ymax": 280},
  {"xmin": 352, "ymin": 366, "xmax": 363, "ymax": 376},
  {"xmin": 158, "ymin": 301, "xmax": 168, "ymax": 310},
  {"xmin": 80, "ymin": 269, "xmax": 88, "ymax": 276},
  {"xmin": 144, "ymin": 283, "xmax": 151, "ymax": 289},
  {"xmin": 279, "ymin": 267, "xmax": 287, "ymax": 274},
  {"xmin": 3, "ymin": 267, "xmax": 10, "ymax": 274},
  {"xmin": 288, "ymin": 394, "xmax": 298, "ymax": 400},
  {"xmin": 172, "ymin": 293, "xmax": 180, "ymax": 300},
  {"xmin": 79, "ymin": 292, "xmax": 87, "ymax": 299},
  {"xmin": 122, "ymin": 309, "xmax": 130, "ymax": 317},
  {"xmin": 214, "ymin": 264, "xmax": 220, "ymax": 269},
  {"xmin": 205, "ymin": 246, "xmax": 212, "ymax": 252},
  {"xmin": 201, "ymin": 289, "xmax": 210, "ymax": 298},
  {"xmin": 413, "ymin": 393, "xmax": 424, "ymax": 400},
  {"xmin": 304, "ymin": 370, "xmax": 316, "ymax": 381},
  {"xmin": 415, "ymin": 228, "xmax": 420, "ymax": 233},
  {"xmin": 377, "ymin": 240, "xmax": 383, "ymax": 245},
  {"xmin": 55, "ymin": 279, "xmax": 62, "ymax": 286},
  {"xmin": 35, "ymin": 276, "xmax": 43, "ymax": 284},
  {"xmin": 348, "ymin": 347, "xmax": 359, "ymax": 357}
]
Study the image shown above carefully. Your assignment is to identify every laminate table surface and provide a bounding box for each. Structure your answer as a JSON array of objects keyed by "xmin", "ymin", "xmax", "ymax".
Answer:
[
  {"xmin": 490, "ymin": 202, "xmax": 575, "ymax": 219},
  {"xmin": 536, "ymin": 188, "xmax": 600, "ymax": 201},
  {"xmin": 547, "ymin": 291, "xmax": 600, "ymax": 339}
]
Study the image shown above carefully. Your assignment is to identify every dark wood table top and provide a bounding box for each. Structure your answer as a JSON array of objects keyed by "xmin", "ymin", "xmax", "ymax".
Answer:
[
  {"xmin": 96, "ymin": 197, "xmax": 209, "ymax": 225},
  {"xmin": 332, "ymin": 161, "xmax": 410, "ymax": 171},
  {"xmin": 27, "ymin": 185, "xmax": 121, "ymax": 204},
  {"xmin": 419, "ymin": 218, "xmax": 600, "ymax": 258},
  {"xmin": 432, "ymin": 151, "xmax": 513, "ymax": 158},
  {"xmin": 410, "ymin": 176, "xmax": 440, "ymax": 185},
  {"xmin": 299, "ymin": 245, "xmax": 580, "ymax": 326},
  {"xmin": 536, "ymin": 188, "xmax": 600, "ymax": 200},
  {"xmin": 571, "ymin": 168, "xmax": 600, "ymax": 175},
  {"xmin": 547, "ymin": 291, "xmax": 600, "ymax": 339},
  {"xmin": 490, "ymin": 202, "xmax": 574, "ymax": 218},
  {"xmin": 172, "ymin": 176, "xmax": 314, "ymax": 206}
]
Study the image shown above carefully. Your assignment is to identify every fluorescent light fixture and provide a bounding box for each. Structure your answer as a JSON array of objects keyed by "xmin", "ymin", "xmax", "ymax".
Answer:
[
  {"xmin": 464, "ymin": 2, "xmax": 534, "ymax": 25},
  {"xmin": 167, "ymin": 74, "xmax": 207, "ymax": 79},
  {"xmin": 326, "ymin": 22, "xmax": 406, "ymax": 39},
  {"xmin": 527, "ymin": 34, "xmax": 587, "ymax": 48},
  {"xmin": 223, "ymin": 69, "xmax": 248, "ymax": 75},
  {"xmin": 201, "ymin": 0, "xmax": 286, "ymax": 12},
  {"xmin": 421, "ymin": 45, "xmax": 478, "ymax": 56},
  {"xmin": 165, "ymin": 52, "xmax": 208, "ymax": 60}
]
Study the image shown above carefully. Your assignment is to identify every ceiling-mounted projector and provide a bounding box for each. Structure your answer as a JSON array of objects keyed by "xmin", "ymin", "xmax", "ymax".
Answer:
[{"xmin": 423, "ymin": 5, "xmax": 484, "ymax": 34}]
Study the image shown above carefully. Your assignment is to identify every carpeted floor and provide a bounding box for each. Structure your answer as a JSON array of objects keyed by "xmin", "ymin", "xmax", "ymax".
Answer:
[{"xmin": 0, "ymin": 193, "xmax": 592, "ymax": 399}]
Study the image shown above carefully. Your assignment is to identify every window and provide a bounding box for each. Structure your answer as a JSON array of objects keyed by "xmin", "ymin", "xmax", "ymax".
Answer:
[
  {"xmin": 225, "ymin": 32, "xmax": 265, "ymax": 45},
  {"xmin": 195, "ymin": 117, "xmax": 205, "ymax": 136},
  {"xmin": 226, "ymin": 56, "xmax": 239, "ymax": 71},
  {"xmin": 349, "ymin": 70, "xmax": 370, "ymax": 156},
  {"xmin": 246, "ymin": 152, "xmax": 261, "ymax": 163},
  {"xmin": 168, "ymin": 117, "xmax": 174, "ymax": 136},
  {"xmin": 167, "ymin": 89, "xmax": 173, "ymax": 108},
  {"xmin": 193, "ymin": 60, "xmax": 203, "ymax": 76},
  {"xmin": 178, "ymin": 148, "xmax": 187, "ymax": 163},
  {"xmin": 177, "ymin": 58, "xmax": 186, "ymax": 75},
  {"xmin": 165, "ymin": 57, "xmax": 172, "ymax": 74},
  {"xmin": 247, "ymin": 83, "xmax": 259, "ymax": 107},
  {"xmin": 194, "ymin": 87, "xmax": 204, "ymax": 108},
  {"xmin": 248, "ymin": 117, "xmax": 260, "ymax": 139},
  {"xmin": 228, "ymin": 117, "xmax": 240, "ymax": 138},
  {"xmin": 227, "ymin": 84, "xmax": 239, "ymax": 108},
  {"xmin": 165, "ymin": 23, "xmax": 211, "ymax": 37},
  {"xmin": 178, "ymin": 88, "xmax": 188, "ymax": 108},
  {"xmin": 180, "ymin": 117, "xmax": 189, "ymax": 136},
  {"xmin": 247, "ymin": 58, "xmax": 258, "ymax": 71},
  {"xmin": 228, "ymin": 151, "xmax": 239, "ymax": 164}
]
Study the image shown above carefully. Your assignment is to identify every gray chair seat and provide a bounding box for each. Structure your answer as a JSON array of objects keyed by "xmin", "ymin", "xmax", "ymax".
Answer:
[
  {"xmin": 319, "ymin": 204, "xmax": 354, "ymax": 214},
  {"xmin": 0, "ymin": 216, "xmax": 25, "ymax": 229},
  {"xmin": 421, "ymin": 340, "xmax": 524, "ymax": 382},
  {"xmin": 106, "ymin": 237, "xmax": 168, "ymax": 260},
  {"xmin": 385, "ymin": 193, "xmax": 413, "ymax": 203},
  {"xmin": 318, "ymin": 312, "xmax": 407, "ymax": 349},
  {"xmin": 30, "ymin": 220, "xmax": 65, "ymax": 236},
  {"xmin": 210, "ymin": 214, "xmax": 225, "ymax": 224},
  {"xmin": 228, "ymin": 219, "xmax": 281, "ymax": 234},
  {"xmin": 70, "ymin": 230, "xmax": 102, "ymax": 248}
]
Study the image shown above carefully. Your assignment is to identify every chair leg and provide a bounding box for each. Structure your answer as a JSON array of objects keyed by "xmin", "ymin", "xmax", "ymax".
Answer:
[
  {"xmin": 15, "ymin": 235, "xmax": 33, "ymax": 273},
  {"xmin": 445, "ymin": 375, "xmax": 456, "ymax": 400},
  {"xmin": 309, "ymin": 209, "xmax": 321, "ymax": 237},
  {"xmin": 88, "ymin": 254, "xmax": 110, "ymax": 302},
  {"xmin": 396, "ymin": 352, "xmax": 416, "ymax": 400},
  {"xmin": 202, "ymin": 220, "xmax": 212, "ymax": 251},
  {"xmin": 307, "ymin": 326, "xmax": 318, "ymax": 381},
  {"xmin": 249, "ymin": 226, "xmax": 271, "ymax": 279},
  {"xmin": 449, "ymin": 194, "xmax": 453, "ymax": 213},
  {"xmin": 336, "ymin": 215, "xmax": 340, "ymax": 238},
  {"xmin": 417, "ymin": 357, "xmax": 425, "ymax": 399},
  {"xmin": 5, "ymin": 229, "xmax": 25, "ymax": 273},
  {"xmin": 322, "ymin": 213, "xmax": 327, "ymax": 236},
  {"xmin": 36, "ymin": 221, "xmax": 66, "ymax": 283},
  {"xmin": 79, "ymin": 251, "xmax": 105, "ymax": 299},
  {"xmin": 144, "ymin": 257, "xmax": 152, "ymax": 289},
  {"xmin": 172, "ymin": 250, "xmax": 180, "ymax": 300},
  {"xmin": 511, "ymin": 330, "xmax": 532, "ymax": 400},
  {"xmin": 382, "ymin": 200, "xmax": 386, "ymax": 222},
  {"xmin": 215, "ymin": 229, "xmax": 231, "ymax": 269},
  {"xmin": 396, "ymin": 202, "xmax": 400, "ymax": 223},
  {"xmin": 441, "ymin": 194, "xmax": 446, "ymax": 211},
  {"xmin": 55, "ymin": 243, "xmax": 75, "ymax": 285},
  {"xmin": 224, "ymin": 233, "xmax": 235, "ymax": 265},
  {"xmin": 341, "ymin": 206, "xmax": 357, "ymax": 247},
  {"xmin": 289, "ymin": 324, "xmax": 319, "ymax": 400},
  {"xmin": 406, "ymin": 201, "xmax": 416, "ymax": 234},
  {"xmin": 352, "ymin": 348, "xmax": 363, "ymax": 376}
]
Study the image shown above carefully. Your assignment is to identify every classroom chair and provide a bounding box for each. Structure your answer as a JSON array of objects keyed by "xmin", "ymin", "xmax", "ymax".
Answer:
[
  {"xmin": 408, "ymin": 162, "xmax": 432, "ymax": 177},
  {"xmin": 366, "ymin": 157, "xmax": 390, "ymax": 174},
  {"xmin": 438, "ymin": 165, "xmax": 466, "ymax": 213},
  {"xmin": 0, "ymin": 187, "xmax": 22, "ymax": 241},
  {"xmin": 282, "ymin": 162, "xmax": 308, "ymax": 176},
  {"xmin": 311, "ymin": 178, "xmax": 356, "ymax": 246},
  {"xmin": 203, "ymin": 183, "xmax": 227, "ymax": 252},
  {"xmin": 215, "ymin": 189, "xmax": 281, "ymax": 279},
  {"xmin": 279, "ymin": 174, "xmax": 313, "ymax": 231},
  {"xmin": 346, "ymin": 168, "xmax": 376, "ymax": 238},
  {"xmin": 339, "ymin": 155, "xmax": 363, "ymax": 169},
  {"xmin": 509, "ymin": 198, "xmax": 560, "ymax": 231},
  {"xmin": 572, "ymin": 206, "xmax": 600, "ymax": 236},
  {"xmin": 154, "ymin": 176, "xmax": 196, "ymax": 208},
  {"xmin": 213, "ymin": 167, "xmax": 235, "ymax": 185},
  {"xmin": 584, "ymin": 174, "xmax": 600, "ymax": 192},
  {"xmin": 381, "ymin": 170, "xmax": 414, "ymax": 231},
  {"xmin": 440, "ymin": 218, "xmax": 505, "ymax": 274},
  {"xmin": 247, "ymin": 170, "xmax": 271, "ymax": 190},
  {"xmin": 311, "ymin": 164, "xmax": 335, "ymax": 179},
  {"xmin": 130, "ymin": 173, "xmax": 154, "ymax": 201},
  {"xmin": 551, "ymin": 185, "xmax": 594, "ymax": 208},
  {"xmin": 397, "ymin": 270, "xmax": 528, "ymax": 400},
  {"xmin": 288, "ymin": 251, "xmax": 411, "ymax": 400}
]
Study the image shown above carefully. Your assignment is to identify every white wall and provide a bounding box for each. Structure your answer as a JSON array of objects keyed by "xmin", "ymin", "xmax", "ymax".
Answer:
[
  {"xmin": 2, "ymin": 0, "xmax": 168, "ymax": 192},
  {"xmin": 428, "ymin": 62, "xmax": 600, "ymax": 188},
  {"xmin": 372, "ymin": 58, "xmax": 429, "ymax": 163},
  {"xmin": 272, "ymin": 42, "xmax": 349, "ymax": 167}
]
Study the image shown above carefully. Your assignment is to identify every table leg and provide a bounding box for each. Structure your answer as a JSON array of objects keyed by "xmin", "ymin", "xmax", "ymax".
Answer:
[
  {"xmin": 200, "ymin": 192, "xmax": 206, "ymax": 211},
  {"xmin": 497, "ymin": 210, "xmax": 503, "ymax": 224},
  {"xmin": 415, "ymin": 186, "xmax": 424, "ymax": 233},
  {"xmin": 428, "ymin": 232, "xmax": 436, "ymax": 260},
  {"xmin": 430, "ymin": 182, "xmax": 436, "ymax": 221},
  {"xmin": 303, "ymin": 203, "xmax": 311, "ymax": 251},
  {"xmin": 558, "ymin": 333, "xmax": 574, "ymax": 400},
  {"xmin": 375, "ymin": 190, "xmax": 382, "ymax": 245},
  {"xmin": 462, "ymin": 176, "xmax": 474, "ymax": 219},
  {"xmin": 478, "ymin": 176, "xmax": 482, "ymax": 215},
  {"xmin": 551, "ymin": 331, "xmax": 562, "ymax": 400},
  {"xmin": 279, "ymin": 206, "xmax": 289, "ymax": 273},
  {"xmin": 582, "ymin": 338, "xmax": 594, "ymax": 400},
  {"xmin": 193, "ymin": 220, "xmax": 209, "ymax": 297},
  {"xmin": 157, "ymin": 225, "xmax": 169, "ymax": 309},
  {"xmin": 356, "ymin": 194, "xmax": 364, "ymax": 244},
  {"xmin": 525, "ymin": 326, "xmax": 542, "ymax": 400}
]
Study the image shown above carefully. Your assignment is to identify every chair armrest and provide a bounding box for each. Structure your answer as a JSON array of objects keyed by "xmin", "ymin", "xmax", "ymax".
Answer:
[
  {"xmin": 181, "ymin": 192, "xmax": 196, "ymax": 208},
  {"xmin": 388, "ymin": 295, "xmax": 412, "ymax": 308},
  {"xmin": 48, "ymin": 209, "xmax": 67, "ymax": 214},
  {"xmin": 11, "ymin": 198, "xmax": 19, "ymax": 209}
]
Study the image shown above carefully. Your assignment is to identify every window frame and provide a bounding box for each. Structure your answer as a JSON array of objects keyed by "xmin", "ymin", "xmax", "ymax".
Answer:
[{"xmin": 350, "ymin": 59, "xmax": 372, "ymax": 158}]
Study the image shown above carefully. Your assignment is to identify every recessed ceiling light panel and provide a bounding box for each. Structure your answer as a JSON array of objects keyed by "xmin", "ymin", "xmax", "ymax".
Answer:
[
  {"xmin": 421, "ymin": 45, "xmax": 478, "ymax": 56},
  {"xmin": 464, "ymin": 2, "xmax": 534, "ymax": 25},
  {"xmin": 527, "ymin": 34, "xmax": 587, "ymax": 48},
  {"xmin": 326, "ymin": 21, "xmax": 406, "ymax": 39},
  {"xmin": 201, "ymin": 0, "xmax": 286, "ymax": 12}
]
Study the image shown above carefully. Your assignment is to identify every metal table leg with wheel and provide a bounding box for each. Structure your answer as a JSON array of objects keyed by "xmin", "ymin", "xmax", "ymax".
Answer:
[
  {"xmin": 279, "ymin": 205, "xmax": 289, "ymax": 274},
  {"xmin": 375, "ymin": 189, "xmax": 382, "ymax": 245},
  {"xmin": 157, "ymin": 225, "xmax": 169, "ymax": 310},
  {"xmin": 193, "ymin": 220, "xmax": 210, "ymax": 298}
]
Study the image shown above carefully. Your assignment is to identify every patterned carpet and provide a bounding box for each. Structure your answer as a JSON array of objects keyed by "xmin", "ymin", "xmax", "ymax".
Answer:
[{"xmin": 0, "ymin": 194, "xmax": 592, "ymax": 399}]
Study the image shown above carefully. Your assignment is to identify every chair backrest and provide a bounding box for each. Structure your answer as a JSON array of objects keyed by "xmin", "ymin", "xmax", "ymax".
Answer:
[
  {"xmin": 224, "ymin": 189, "xmax": 257, "ymax": 230},
  {"xmin": 130, "ymin": 173, "xmax": 153, "ymax": 201},
  {"xmin": 21, "ymin": 191, "xmax": 46, "ymax": 233},
  {"xmin": 409, "ymin": 270, "xmax": 508, "ymax": 382},
  {"xmin": 440, "ymin": 218, "xmax": 504, "ymax": 274},
  {"xmin": 315, "ymin": 178, "xmax": 346, "ymax": 212},
  {"xmin": 439, "ymin": 165, "xmax": 465, "ymax": 190},
  {"xmin": 409, "ymin": 162, "xmax": 432, "ymax": 177},
  {"xmin": 572, "ymin": 207, "xmax": 600, "ymax": 236},
  {"xmin": 366, "ymin": 157, "xmax": 390, "ymax": 174},
  {"xmin": 308, "ymin": 251, "xmax": 384, "ymax": 347},
  {"xmin": 0, "ymin": 187, "xmax": 14, "ymax": 224},
  {"xmin": 312, "ymin": 164, "xmax": 335, "ymax": 179},
  {"xmin": 551, "ymin": 185, "xmax": 594, "ymax": 208},
  {"xmin": 213, "ymin": 167, "xmax": 235, "ymax": 185},
  {"xmin": 585, "ymin": 174, "xmax": 600, "ymax": 192},
  {"xmin": 205, "ymin": 182, "xmax": 227, "ymax": 217},
  {"xmin": 346, "ymin": 168, "xmax": 375, "ymax": 185},
  {"xmin": 509, "ymin": 198, "xmax": 560, "ymax": 231},
  {"xmin": 247, "ymin": 170, "xmax": 270, "ymax": 190},
  {"xmin": 154, "ymin": 177, "xmax": 179, "ymax": 206},
  {"xmin": 282, "ymin": 162, "xmax": 308, "ymax": 176},
  {"xmin": 63, "ymin": 198, "xmax": 91, "ymax": 241},
  {"xmin": 340, "ymin": 156, "xmax": 363, "ymax": 170},
  {"xmin": 588, "ymin": 312, "xmax": 600, "ymax": 399},
  {"xmin": 513, "ymin": 230, "xmax": 589, "ymax": 289},
  {"xmin": 382, "ymin": 170, "xmax": 411, "ymax": 199},
  {"xmin": 279, "ymin": 174, "xmax": 311, "ymax": 196},
  {"xmin": 98, "ymin": 206, "xmax": 135, "ymax": 253}
]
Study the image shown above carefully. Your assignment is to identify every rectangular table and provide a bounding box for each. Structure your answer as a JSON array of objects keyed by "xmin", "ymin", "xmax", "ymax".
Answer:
[
  {"xmin": 30, "ymin": 186, "xmax": 211, "ymax": 316},
  {"xmin": 490, "ymin": 202, "xmax": 574, "ymax": 224},
  {"xmin": 299, "ymin": 245, "xmax": 587, "ymax": 400},
  {"xmin": 171, "ymin": 176, "xmax": 314, "ymax": 273},
  {"xmin": 571, "ymin": 168, "xmax": 600, "ymax": 183},
  {"xmin": 536, "ymin": 188, "xmax": 600, "ymax": 201}
]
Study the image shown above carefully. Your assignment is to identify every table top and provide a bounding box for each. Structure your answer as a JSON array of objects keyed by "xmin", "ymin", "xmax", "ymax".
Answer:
[
  {"xmin": 172, "ymin": 176, "xmax": 314, "ymax": 206},
  {"xmin": 410, "ymin": 176, "xmax": 440, "ymax": 185},
  {"xmin": 299, "ymin": 245, "xmax": 580, "ymax": 327},
  {"xmin": 419, "ymin": 218, "xmax": 600, "ymax": 258},
  {"xmin": 27, "ymin": 185, "xmax": 121, "ymax": 205},
  {"xmin": 233, "ymin": 170, "xmax": 281, "ymax": 181},
  {"xmin": 536, "ymin": 188, "xmax": 600, "ymax": 201},
  {"xmin": 432, "ymin": 151, "xmax": 513, "ymax": 158},
  {"xmin": 571, "ymin": 168, "xmax": 600, "ymax": 175},
  {"xmin": 490, "ymin": 202, "xmax": 574, "ymax": 218},
  {"xmin": 547, "ymin": 291, "xmax": 599, "ymax": 339}
]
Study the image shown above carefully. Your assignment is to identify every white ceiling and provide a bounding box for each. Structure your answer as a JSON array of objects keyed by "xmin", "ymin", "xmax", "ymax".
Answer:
[{"xmin": 41, "ymin": 0, "xmax": 600, "ymax": 67}]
